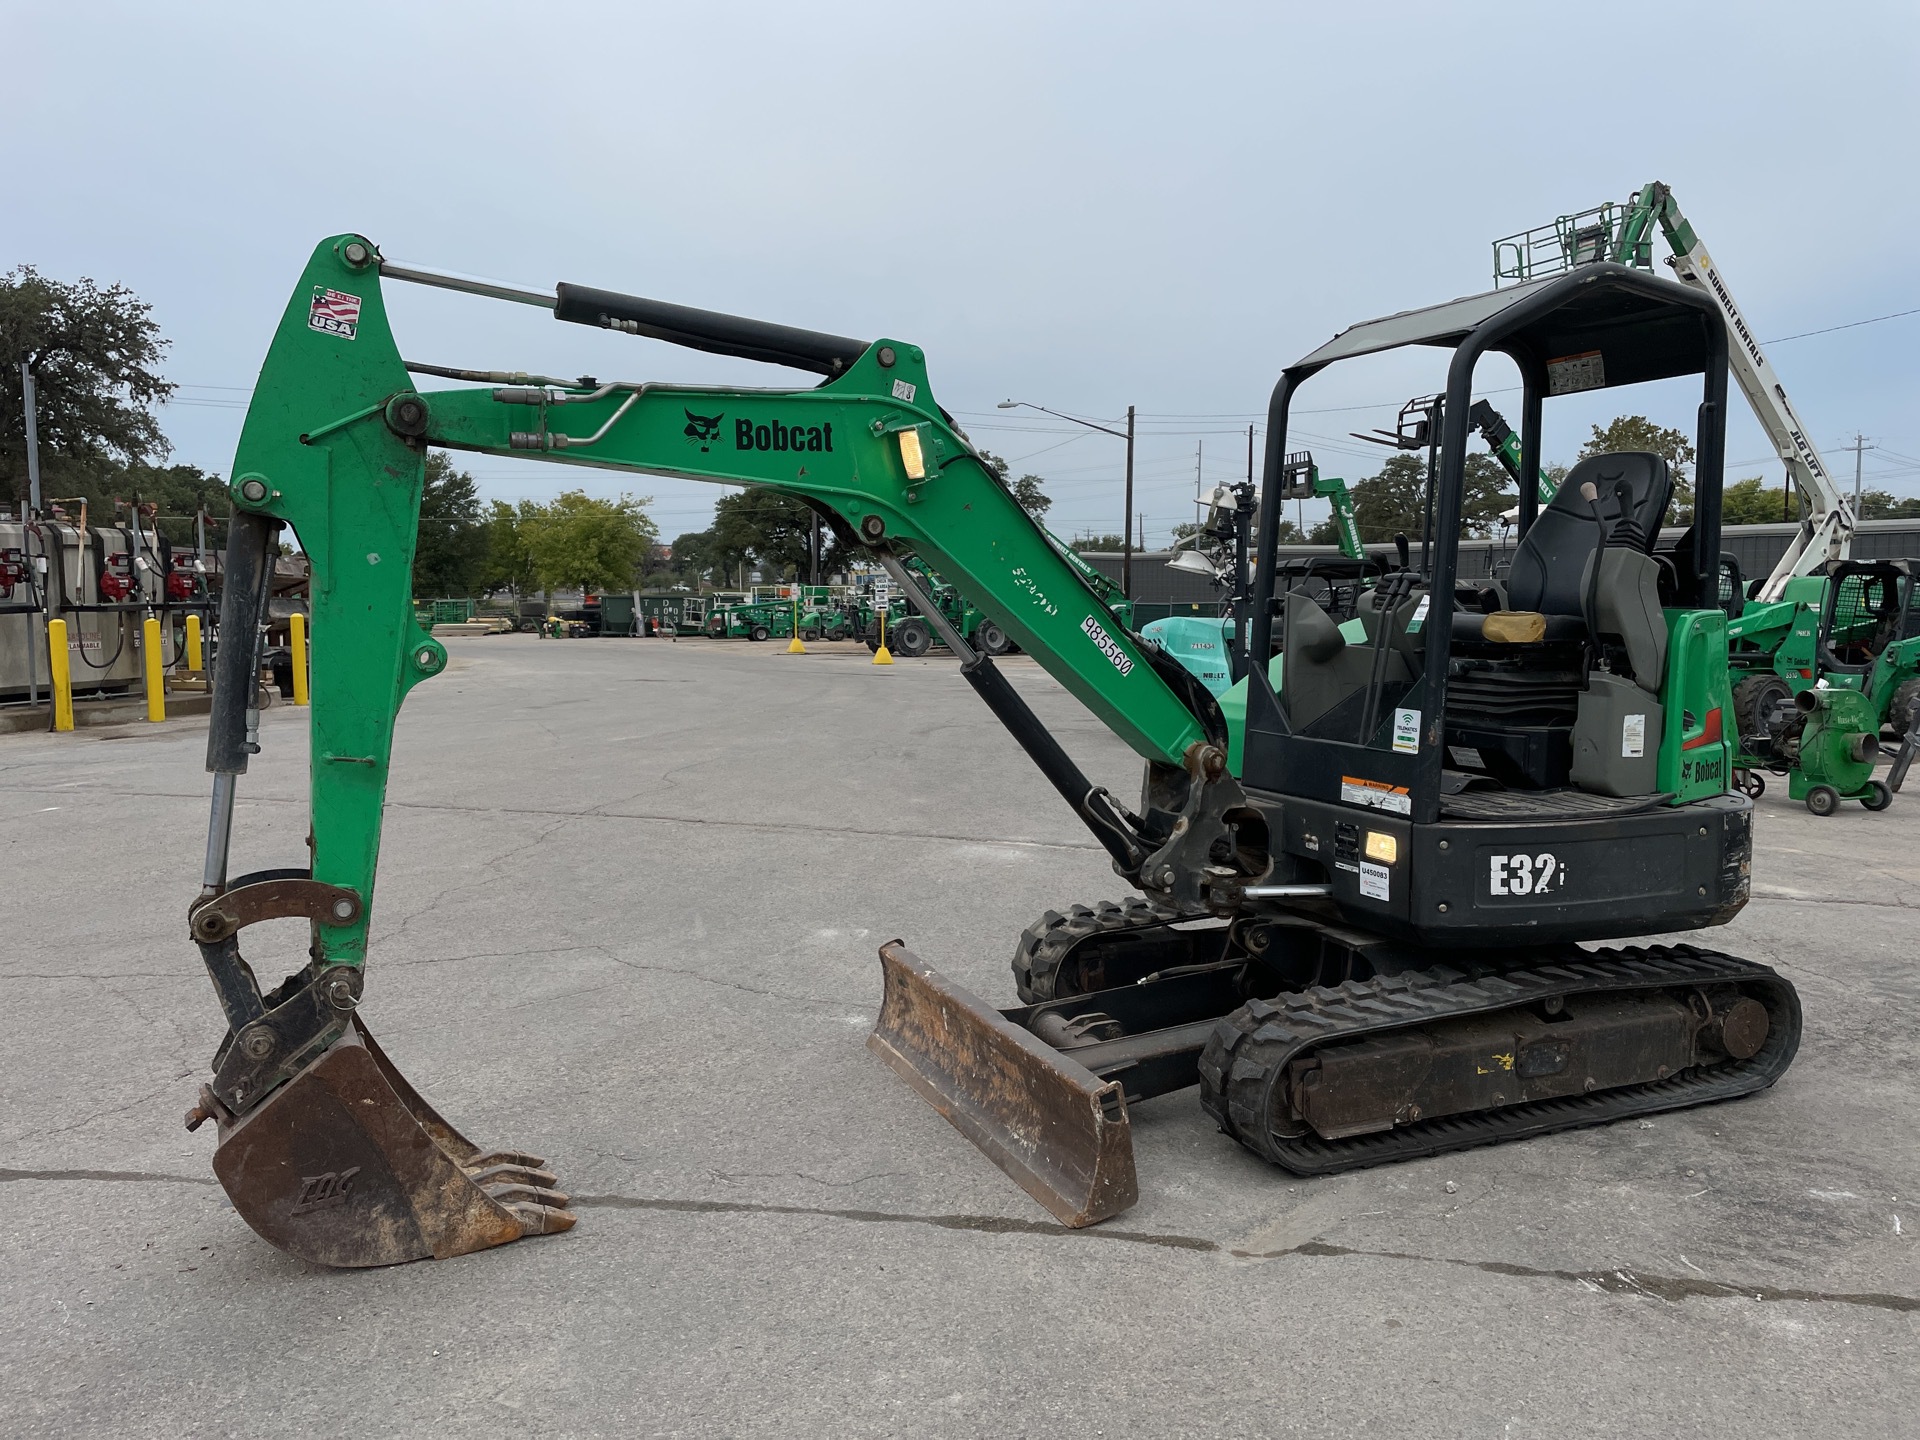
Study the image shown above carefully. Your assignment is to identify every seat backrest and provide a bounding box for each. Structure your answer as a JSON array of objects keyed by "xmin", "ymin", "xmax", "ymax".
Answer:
[{"xmin": 1508, "ymin": 452, "xmax": 1671, "ymax": 615}]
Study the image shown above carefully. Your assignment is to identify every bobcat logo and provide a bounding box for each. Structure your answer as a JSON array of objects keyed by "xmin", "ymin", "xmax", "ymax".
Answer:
[
  {"xmin": 683, "ymin": 409, "xmax": 725, "ymax": 452},
  {"xmin": 291, "ymin": 1167, "xmax": 362, "ymax": 1215}
]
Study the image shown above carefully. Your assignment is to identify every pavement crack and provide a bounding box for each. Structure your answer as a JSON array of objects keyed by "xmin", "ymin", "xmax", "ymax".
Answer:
[
  {"xmin": 568, "ymin": 1193, "xmax": 1218, "ymax": 1251},
  {"xmin": 0, "ymin": 1167, "xmax": 216, "ymax": 1187},
  {"xmin": 1230, "ymin": 1240, "xmax": 1920, "ymax": 1314},
  {"xmin": 570, "ymin": 1192, "xmax": 1920, "ymax": 1313},
  {"xmin": 596, "ymin": 953, "xmax": 864, "ymax": 1010},
  {"xmin": 1749, "ymin": 887, "xmax": 1920, "ymax": 912}
]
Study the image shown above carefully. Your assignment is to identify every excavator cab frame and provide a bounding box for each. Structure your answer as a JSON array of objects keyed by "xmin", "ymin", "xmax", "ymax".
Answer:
[{"xmin": 1241, "ymin": 263, "xmax": 1746, "ymax": 946}]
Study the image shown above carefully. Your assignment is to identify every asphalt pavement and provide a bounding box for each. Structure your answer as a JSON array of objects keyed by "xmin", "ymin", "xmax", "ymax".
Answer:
[{"xmin": 2, "ymin": 633, "xmax": 1915, "ymax": 1438}]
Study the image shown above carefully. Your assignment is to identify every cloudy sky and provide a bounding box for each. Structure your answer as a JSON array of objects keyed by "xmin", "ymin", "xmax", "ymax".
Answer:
[{"xmin": 9, "ymin": 1, "xmax": 1918, "ymax": 546}]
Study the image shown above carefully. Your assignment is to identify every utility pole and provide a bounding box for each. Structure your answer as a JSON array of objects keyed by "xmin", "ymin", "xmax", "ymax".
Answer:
[
  {"xmin": 1138, "ymin": 511, "xmax": 1147, "ymax": 555},
  {"xmin": 20, "ymin": 362, "xmax": 43, "ymax": 515},
  {"xmin": 20, "ymin": 363, "xmax": 43, "ymax": 707},
  {"xmin": 1122, "ymin": 404, "xmax": 1136, "ymax": 598},
  {"xmin": 1847, "ymin": 432, "xmax": 1876, "ymax": 514}
]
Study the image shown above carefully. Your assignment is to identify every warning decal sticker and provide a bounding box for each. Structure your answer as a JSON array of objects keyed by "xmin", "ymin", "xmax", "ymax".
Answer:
[
  {"xmin": 308, "ymin": 287, "xmax": 363, "ymax": 340},
  {"xmin": 1547, "ymin": 349, "xmax": 1604, "ymax": 395},
  {"xmin": 1339, "ymin": 775, "xmax": 1412, "ymax": 816}
]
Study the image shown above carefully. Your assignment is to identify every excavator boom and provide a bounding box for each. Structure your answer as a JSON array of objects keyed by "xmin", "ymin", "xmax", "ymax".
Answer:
[{"xmin": 191, "ymin": 235, "xmax": 1238, "ymax": 1261}]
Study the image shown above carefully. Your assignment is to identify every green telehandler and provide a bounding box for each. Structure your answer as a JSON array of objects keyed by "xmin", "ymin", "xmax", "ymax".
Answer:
[{"xmin": 187, "ymin": 236, "xmax": 1797, "ymax": 1268}]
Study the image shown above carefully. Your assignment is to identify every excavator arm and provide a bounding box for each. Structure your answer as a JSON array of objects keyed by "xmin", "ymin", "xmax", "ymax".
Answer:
[{"xmin": 190, "ymin": 234, "xmax": 1242, "ymax": 1262}]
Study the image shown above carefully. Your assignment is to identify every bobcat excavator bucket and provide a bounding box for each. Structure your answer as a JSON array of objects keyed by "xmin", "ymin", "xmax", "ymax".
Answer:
[
  {"xmin": 194, "ymin": 1020, "xmax": 572, "ymax": 1268},
  {"xmin": 186, "ymin": 307, "xmax": 576, "ymax": 1274},
  {"xmin": 869, "ymin": 942, "xmax": 1138, "ymax": 1227}
]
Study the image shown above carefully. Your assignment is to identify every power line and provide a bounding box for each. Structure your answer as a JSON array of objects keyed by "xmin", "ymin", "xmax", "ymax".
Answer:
[{"xmin": 1763, "ymin": 307, "xmax": 1920, "ymax": 345}]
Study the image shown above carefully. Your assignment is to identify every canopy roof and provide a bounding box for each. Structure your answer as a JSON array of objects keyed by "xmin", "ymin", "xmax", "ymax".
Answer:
[{"xmin": 1289, "ymin": 263, "xmax": 1720, "ymax": 391}]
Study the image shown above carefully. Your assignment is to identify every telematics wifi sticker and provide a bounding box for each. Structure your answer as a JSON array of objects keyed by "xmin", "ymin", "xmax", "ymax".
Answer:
[{"xmin": 308, "ymin": 287, "xmax": 362, "ymax": 340}]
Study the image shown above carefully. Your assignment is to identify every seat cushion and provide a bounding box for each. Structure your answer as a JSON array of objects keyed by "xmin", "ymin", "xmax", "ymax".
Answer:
[
  {"xmin": 1450, "ymin": 610, "xmax": 1587, "ymax": 644},
  {"xmin": 1507, "ymin": 452, "xmax": 1671, "ymax": 616}
]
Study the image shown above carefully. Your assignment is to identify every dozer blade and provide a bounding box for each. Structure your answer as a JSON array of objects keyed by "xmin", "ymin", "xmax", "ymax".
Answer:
[
  {"xmin": 208, "ymin": 1019, "xmax": 574, "ymax": 1268},
  {"xmin": 869, "ymin": 941, "xmax": 1137, "ymax": 1227}
]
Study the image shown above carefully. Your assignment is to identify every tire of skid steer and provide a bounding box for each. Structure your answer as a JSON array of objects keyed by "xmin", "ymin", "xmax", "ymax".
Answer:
[
  {"xmin": 976, "ymin": 620, "xmax": 1013, "ymax": 657},
  {"xmin": 1012, "ymin": 897, "xmax": 1181, "ymax": 1003},
  {"xmin": 1734, "ymin": 674, "xmax": 1793, "ymax": 752},
  {"xmin": 894, "ymin": 618, "xmax": 933, "ymax": 658},
  {"xmin": 1890, "ymin": 679, "xmax": 1920, "ymax": 739},
  {"xmin": 801, "ymin": 628, "xmax": 820, "ymax": 642}
]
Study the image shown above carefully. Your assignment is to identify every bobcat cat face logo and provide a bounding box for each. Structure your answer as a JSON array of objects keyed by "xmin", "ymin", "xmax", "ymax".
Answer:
[{"xmin": 684, "ymin": 409, "xmax": 724, "ymax": 452}]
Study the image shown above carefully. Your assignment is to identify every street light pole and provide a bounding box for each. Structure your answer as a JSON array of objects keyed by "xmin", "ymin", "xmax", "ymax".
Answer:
[
  {"xmin": 997, "ymin": 398, "xmax": 1136, "ymax": 596},
  {"xmin": 1122, "ymin": 405, "xmax": 1135, "ymax": 598}
]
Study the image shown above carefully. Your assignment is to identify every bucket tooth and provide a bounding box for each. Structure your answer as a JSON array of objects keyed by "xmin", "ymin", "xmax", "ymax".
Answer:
[
  {"xmin": 209, "ymin": 1019, "xmax": 575, "ymax": 1268},
  {"xmin": 869, "ymin": 941, "xmax": 1138, "ymax": 1228},
  {"xmin": 464, "ymin": 1161, "xmax": 562, "ymax": 1190}
]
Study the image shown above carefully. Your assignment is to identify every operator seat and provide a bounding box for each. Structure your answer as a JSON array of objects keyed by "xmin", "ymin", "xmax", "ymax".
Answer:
[
  {"xmin": 1445, "ymin": 453, "xmax": 1674, "ymax": 789},
  {"xmin": 1507, "ymin": 452, "xmax": 1670, "ymax": 613}
]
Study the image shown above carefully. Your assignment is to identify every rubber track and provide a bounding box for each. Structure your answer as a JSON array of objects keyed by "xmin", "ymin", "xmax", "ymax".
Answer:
[
  {"xmin": 1011, "ymin": 897, "xmax": 1186, "ymax": 1003},
  {"xmin": 1196, "ymin": 945, "xmax": 1801, "ymax": 1175}
]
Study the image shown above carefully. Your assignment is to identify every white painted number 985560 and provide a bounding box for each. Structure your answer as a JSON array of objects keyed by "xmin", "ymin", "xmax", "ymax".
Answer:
[{"xmin": 1488, "ymin": 852, "xmax": 1564, "ymax": 896}]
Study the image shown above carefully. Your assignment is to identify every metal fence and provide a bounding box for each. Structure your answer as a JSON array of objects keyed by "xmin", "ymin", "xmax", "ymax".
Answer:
[{"xmin": 1078, "ymin": 519, "xmax": 1920, "ymax": 608}]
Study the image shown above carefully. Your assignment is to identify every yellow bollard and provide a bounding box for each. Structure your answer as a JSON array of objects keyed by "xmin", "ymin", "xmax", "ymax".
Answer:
[
  {"xmin": 787, "ymin": 594, "xmax": 806, "ymax": 654},
  {"xmin": 143, "ymin": 616, "xmax": 166, "ymax": 721},
  {"xmin": 290, "ymin": 611, "xmax": 310, "ymax": 705},
  {"xmin": 185, "ymin": 612, "xmax": 204, "ymax": 672},
  {"xmin": 47, "ymin": 619, "xmax": 75, "ymax": 732},
  {"xmin": 872, "ymin": 609, "xmax": 893, "ymax": 665}
]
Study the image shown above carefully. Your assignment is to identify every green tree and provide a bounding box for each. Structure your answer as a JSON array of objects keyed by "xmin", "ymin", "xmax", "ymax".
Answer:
[
  {"xmin": 704, "ymin": 489, "xmax": 853, "ymax": 582},
  {"xmin": 1348, "ymin": 453, "xmax": 1427, "ymax": 542},
  {"xmin": 1720, "ymin": 477, "xmax": 1793, "ymax": 526},
  {"xmin": 1070, "ymin": 533, "xmax": 1128, "ymax": 552},
  {"xmin": 412, "ymin": 452, "xmax": 488, "ymax": 597},
  {"xmin": 482, "ymin": 499, "xmax": 537, "ymax": 596},
  {"xmin": 1, "ymin": 266, "xmax": 175, "ymax": 508},
  {"xmin": 519, "ymin": 490, "xmax": 656, "ymax": 594},
  {"xmin": 1461, "ymin": 453, "xmax": 1518, "ymax": 537},
  {"xmin": 1858, "ymin": 489, "xmax": 1920, "ymax": 520},
  {"xmin": 978, "ymin": 450, "xmax": 1051, "ymax": 518},
  {"xmin": 1581, "ymin": 415, "xmax": 1696, "ymax": 519},
  {"xmin": 662, "ymin": 529, "xmax": 720, "ymax": 587},
  {"xmin": 79, "ymin": 461, "xmax": 230, "ymax": 547}
]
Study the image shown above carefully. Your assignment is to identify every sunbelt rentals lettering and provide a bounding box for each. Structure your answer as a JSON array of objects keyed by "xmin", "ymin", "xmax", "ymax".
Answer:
[{"xmin": 1081, "ymin": 615, "xmax": 1133, "ymax": 676}]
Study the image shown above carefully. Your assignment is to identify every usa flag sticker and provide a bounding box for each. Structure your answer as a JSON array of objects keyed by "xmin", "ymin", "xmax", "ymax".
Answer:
[{"xmin": 308, "ymin": 287, "xmax": 362, "ymax": 340}]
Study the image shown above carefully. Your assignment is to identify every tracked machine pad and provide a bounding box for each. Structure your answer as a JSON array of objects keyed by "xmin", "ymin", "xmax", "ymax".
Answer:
[{"xmin": 872, "ymin": 906, "xmax": 1800, "ymax": 1224}]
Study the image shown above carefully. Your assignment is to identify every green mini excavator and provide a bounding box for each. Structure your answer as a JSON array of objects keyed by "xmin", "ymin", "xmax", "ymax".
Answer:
[{"xmin": 187, "ymin": 236, "xmax": 1798, "ymax": 1266}]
